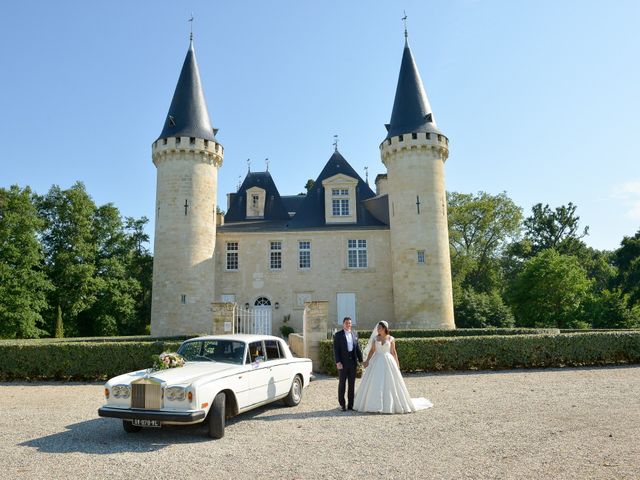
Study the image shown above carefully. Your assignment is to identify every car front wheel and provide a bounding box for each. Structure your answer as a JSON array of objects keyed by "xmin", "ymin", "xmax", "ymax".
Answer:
[
  {"xmin": 207, "ymin": 392, "xmax": 226, "ymax": 439},
  {"xmin": 283, "ymin": 375, "xmax": 303, "ymax": 407},
  {"xmin": 122, "ymin": 420, "xmax": 142, "ymax": 433}
]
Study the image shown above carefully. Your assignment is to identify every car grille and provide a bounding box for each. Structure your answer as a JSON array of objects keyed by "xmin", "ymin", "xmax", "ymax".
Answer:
[{"xmin": 131, "ymin": 382, "xmax": 162, "ymax": 409}]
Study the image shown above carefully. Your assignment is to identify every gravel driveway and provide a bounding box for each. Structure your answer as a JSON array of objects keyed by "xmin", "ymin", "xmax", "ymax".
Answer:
[{"xmin": 0, "ymin": 365, "xmax": 638, "ymax": 480}]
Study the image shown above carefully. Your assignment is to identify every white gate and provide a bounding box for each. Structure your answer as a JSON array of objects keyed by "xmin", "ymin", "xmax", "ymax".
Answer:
[{"xmin": 235, "ymin": 305, "xmax": 272, "ymax": 335}]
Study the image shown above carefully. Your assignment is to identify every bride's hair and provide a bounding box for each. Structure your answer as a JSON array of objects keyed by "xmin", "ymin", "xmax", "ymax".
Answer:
[{"xmin": 377, "ymin": 321, "xmax": 389, "ymax": 335}]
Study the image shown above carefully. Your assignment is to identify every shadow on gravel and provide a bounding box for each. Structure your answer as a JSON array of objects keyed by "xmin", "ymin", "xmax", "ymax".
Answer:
[
  {"xmin": 20, "ymin": 418, "xmax": 213, "ymax": 454},
  {"xmin": 234, "ymin": 402, "xmax": 348, "ymax": 423}
]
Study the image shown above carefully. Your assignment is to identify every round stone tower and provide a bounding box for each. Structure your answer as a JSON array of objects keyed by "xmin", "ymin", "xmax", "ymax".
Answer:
[
  {"xmin": 151, "ymin": 39, "xmax": 223, "ymax": 336},
  {"xmin": 380, "ymin": 36, "xmax": 455, "ymax": 329}
]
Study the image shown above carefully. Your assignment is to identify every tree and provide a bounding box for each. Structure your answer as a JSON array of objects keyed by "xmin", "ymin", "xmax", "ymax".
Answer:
[
  {"xmin": 448, "ymin": 191, "xmax": 522, "ymax": 292},
  {"xmin": 0, "ymin": 186, "xmax": 51, "ymax": 338},
  {"xmin": 304, "ymin": 179, "xmax": 315, "ymax": 192},
  {"xmin": 54, "ymin": 304, "xmax": 64, "ymax": 338},
  {"xmin": 124, "ymin": 216, "xmax": 153, "ymax": 334},
  {"xmin": 613, "ymin": 229, "xmax": 640, "ymax": 304},
  {"xmin": 584, "ymin": 289, "xmax": 640, "ymax": 329},
  {"xmin": 80, "ymin": 204, "xmax": 141, "ymax": 336},
  {"xmin": 523, "ymin": 202, "xmax": 589, "ymax": 256},
  {"xmin": 454, "ymin": 288, "xmax": 515, "ymax": 328},
  {"xmin": 507, "ymin": 249, "xmax": 591, "ymax": 328},
  {"xmin": 37, "ymin": 182, "xmax": 98, "ymax": 336}
]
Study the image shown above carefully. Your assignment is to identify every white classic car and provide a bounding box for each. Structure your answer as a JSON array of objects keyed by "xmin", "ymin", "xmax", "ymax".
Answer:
[{"xmin": 98, "ymin": 334, "xmax": 312, "ymax": 438}]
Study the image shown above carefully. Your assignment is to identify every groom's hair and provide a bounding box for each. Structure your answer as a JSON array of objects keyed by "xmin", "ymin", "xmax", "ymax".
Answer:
[{"xmin": 342, "ymin": 317, "xmax": 351, "ymax": 324}]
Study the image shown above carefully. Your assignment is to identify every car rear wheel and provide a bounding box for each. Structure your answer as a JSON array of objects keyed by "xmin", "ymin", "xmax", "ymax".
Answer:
[
  {"xmin": 207, "ymin": 392, "xmax": 226, "ymax": 439},
  {"xmin": 283, "ymin": 375, "xmax": 303, "ymax": 407},
  {"xmin": 122, "ymin": 420, "xmax": 142, "ymax": 433}
]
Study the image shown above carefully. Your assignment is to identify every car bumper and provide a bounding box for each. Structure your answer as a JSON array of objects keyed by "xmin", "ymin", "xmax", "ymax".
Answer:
[{"xmin": 98, "ymin": 406, "xmax": 206, "ymax": 423}]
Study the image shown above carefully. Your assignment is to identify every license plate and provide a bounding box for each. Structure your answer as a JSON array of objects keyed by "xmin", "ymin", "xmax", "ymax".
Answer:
[{"xmin": 131, "ymin": 419, "xmax": 161, "ymax": 428}]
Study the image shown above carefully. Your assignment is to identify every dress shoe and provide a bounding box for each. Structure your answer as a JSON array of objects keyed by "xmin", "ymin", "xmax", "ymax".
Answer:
[
  {"xmin": 347, "ymin": 407, "xmax": 354, "ymax": 411},
  {"xmin": 340, "ymin": 406, "xmax": 346, "ymax": 411}
]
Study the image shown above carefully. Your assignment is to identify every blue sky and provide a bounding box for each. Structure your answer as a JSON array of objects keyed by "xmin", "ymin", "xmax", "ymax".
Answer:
[{"xmin": 1, "ymin": 1, "xmax": 639, "ymax": 251}]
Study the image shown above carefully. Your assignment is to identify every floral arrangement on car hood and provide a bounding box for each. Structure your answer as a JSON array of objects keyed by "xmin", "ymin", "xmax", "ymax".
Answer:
[{"xmin": 152, "ymin": 352, "xmax": 185, "ymax": 370}]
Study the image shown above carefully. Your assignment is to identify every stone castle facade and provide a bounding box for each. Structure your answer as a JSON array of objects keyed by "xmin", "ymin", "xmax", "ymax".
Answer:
[{"xmin": 150, "ymin": 34, "xmax": 455, "ymax": 336}]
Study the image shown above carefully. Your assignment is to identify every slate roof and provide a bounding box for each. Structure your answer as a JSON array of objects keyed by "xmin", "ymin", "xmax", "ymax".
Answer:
[
  {"xmin": 157, "ymin": 40, "xmax": 218, "ymax": 142},
  {"xmin": 362, "ymin": 194, "xmax": 390, "ymax": 225},
  {"xmin": 287, "ymin": 150, "xmax": 385, "ymax": 228},
  {"xmin": 220, "ymin": 151, "xmax": 387, "ymax": 232},
  {"xmin": 385, "ymin": 39, "xmax": 441, "ymax": 139},
  {"xmin": 281, "ymin": 195, "xmax": 306, "ymax": 216},
  {"xmin": 224, "ymin": 171, "xmax": 290, "ymax": 222}
]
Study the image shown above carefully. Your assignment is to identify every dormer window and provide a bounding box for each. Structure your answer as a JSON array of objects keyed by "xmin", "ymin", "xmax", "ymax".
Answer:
[
  {"xmin": 322, "ymin": 174, "xmax": 358, "ymax": 224},
  {"xmin": 245, "ymin": 187, "xmax": 266, "ymax": 219},
  {"xmin": 332, "ymin": 188, "xmax": 350, "ymax": 216}
]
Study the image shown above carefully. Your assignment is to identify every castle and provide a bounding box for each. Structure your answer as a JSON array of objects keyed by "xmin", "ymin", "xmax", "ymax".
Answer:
[{"xmin": 150, "ymin": 31, "xmax": 455, "ymax": 336}]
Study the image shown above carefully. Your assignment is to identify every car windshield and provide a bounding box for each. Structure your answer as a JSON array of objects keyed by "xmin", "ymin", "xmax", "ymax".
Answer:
[{"xmin": 177, "ymin": 340, "xmax": 246, "ymax": 365}]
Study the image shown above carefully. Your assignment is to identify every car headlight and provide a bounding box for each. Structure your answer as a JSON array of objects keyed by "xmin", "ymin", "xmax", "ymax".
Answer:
[
  {"xmin": 112, "ymin": 385, "xmax": 131, "ymax": 399},
  {"xmin": 165, "ymin": 386, "xmax": 187, "ymax": 401}
]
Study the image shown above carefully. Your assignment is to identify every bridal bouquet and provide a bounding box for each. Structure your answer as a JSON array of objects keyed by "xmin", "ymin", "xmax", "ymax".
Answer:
[{"xmin": 152, "ymin": 352, "xmax": 185, "ymax": 370}]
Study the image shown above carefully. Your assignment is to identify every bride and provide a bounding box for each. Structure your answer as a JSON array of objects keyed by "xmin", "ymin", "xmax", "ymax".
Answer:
[{"xmin": 353, "ymin": 321, "xmax": 433, "ymax": 414}]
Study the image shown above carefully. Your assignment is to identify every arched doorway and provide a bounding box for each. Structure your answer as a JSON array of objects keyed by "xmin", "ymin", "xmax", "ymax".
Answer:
[{"xmin": 252, "ymin": 297, "xmax": 272, "ymax": 334}]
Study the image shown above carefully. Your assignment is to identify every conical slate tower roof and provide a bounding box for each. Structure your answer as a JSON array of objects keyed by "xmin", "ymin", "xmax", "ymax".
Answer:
[
  {"xmin": 157, "ymin": 40, "xmax": 217, "ymax": 142},
  {"xmin": 385, "ymin": 39, "xmax": 441, "ymax": 139}
]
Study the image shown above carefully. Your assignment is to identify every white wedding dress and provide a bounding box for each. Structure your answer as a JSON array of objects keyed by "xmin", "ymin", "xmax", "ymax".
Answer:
[{"xmin": 353, "ymin": 336, "xmax": 433, "ymax": 414}]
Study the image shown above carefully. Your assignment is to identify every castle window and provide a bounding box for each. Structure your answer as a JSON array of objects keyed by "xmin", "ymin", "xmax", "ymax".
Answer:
[
  {"xmin": 270, "ymin": 241, "xmax": 282, "ymax": 270},
  {"xmin": 226, "ymin": 242, "xmax": 238, "ymax": 271},
  {"xmin": 252, "ymin": 194, "xmax": 259, "ymax": 208},
  {"xmin": 180, "ymin": 294, "xmax": 187, "ymax": 304},
  {"xmin": 332, "ymin": 199, "xmax": 349, "ymax": 216},
  {"xmin": 298, "ymin": 241, "xmax": 311, "ymax": 269},
  {"xmin": 412, "ymin": 133, "xmax": 417, "ymax": 140},
  {"xmin": 437, "ymin": 134, "xmax": 442, "ymax": 142},
  {"xmin": 417, "ymin": 250, "xmax": 425, "ymax": 264},
  {"xmin": 399, "ymin": 135, "xmax": 404, "ymax": 142},
  {"xmin": 175, "ymin": 137, "xmax": 181, "ymax": 145},
  {"xmin": 347, "ymin": 239, "xmax": 367, "ymax": 268},
  {"xmin": 331, "ymin": 188, "xmax": 350, "ymax": 216},
  {"xmin": 204, "ymin": 140, "xmax": 209, "ymax": 148},
  {"xmin": 190, "ymin": 137, "xmax": 196, "ymax": 145},
  {"xmin": 163, "ymin": 138, "xmax": 167, "ymax": 145},
  {"xmin": 322, "ymin": 174, "xmax": 358, "ymax": 224},
  {"xmin": 426, "ymin": 133, "xmax": 431, "ymax": 139}
]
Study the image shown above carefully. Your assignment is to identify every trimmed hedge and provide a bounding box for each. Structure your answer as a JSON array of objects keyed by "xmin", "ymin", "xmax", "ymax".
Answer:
[
  {"xmin": 320, "ymin": 331, "xmax": 640, "ymax": 375},
  {"xmin": 0, "ymin": 335, "xmax": 192, "ymax": 345},
  {"xmin": 0, "ymin": 340, "xmax": 183, "ymax": 381},
  {"xmin": 355, "ymin": 328, "xmax": 559, "ymax": 338}
]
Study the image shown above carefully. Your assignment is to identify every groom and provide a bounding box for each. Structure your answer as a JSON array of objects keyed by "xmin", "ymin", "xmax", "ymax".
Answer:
[{"xmin": 333, "ymin": 317, "xmax": 363, "ymax": 411}]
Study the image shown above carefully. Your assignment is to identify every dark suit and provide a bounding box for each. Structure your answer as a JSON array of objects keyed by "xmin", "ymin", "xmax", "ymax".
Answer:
[{"xmin": 333, "ymin": 329, "xmax": 363, "ymax": 409}]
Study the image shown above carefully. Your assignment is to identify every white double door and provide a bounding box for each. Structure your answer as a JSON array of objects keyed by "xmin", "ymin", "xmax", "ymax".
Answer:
[{"xmin": 337, "ymin": 292, "xmax": 356, "ymax": 325}]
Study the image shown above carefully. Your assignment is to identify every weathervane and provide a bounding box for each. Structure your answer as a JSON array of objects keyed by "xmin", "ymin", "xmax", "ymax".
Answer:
[
  {"xmin": 265, "ymin": 158, "xmax": 269, "ymax": 171},
  {"xmin": 402, "ymin": 11, "xmax": 408, "ymax": 40},
  {"xmin": 364, "ymin": 166, "xmax": 369, "ymax": 184},
  {"xmin": 333, "ymin": 134, "xmax": 338, "ymax": 152},
  {"xmin": 189, "ymin": 13, "xmax": 194, "ymax": 41},
  {"xmin": 247, "ymin": 158, "xmax": 251, "ymax": 172},
  {"xmin": 237, "ymin": 175, "xmax": 242, "ymax": 190}
]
